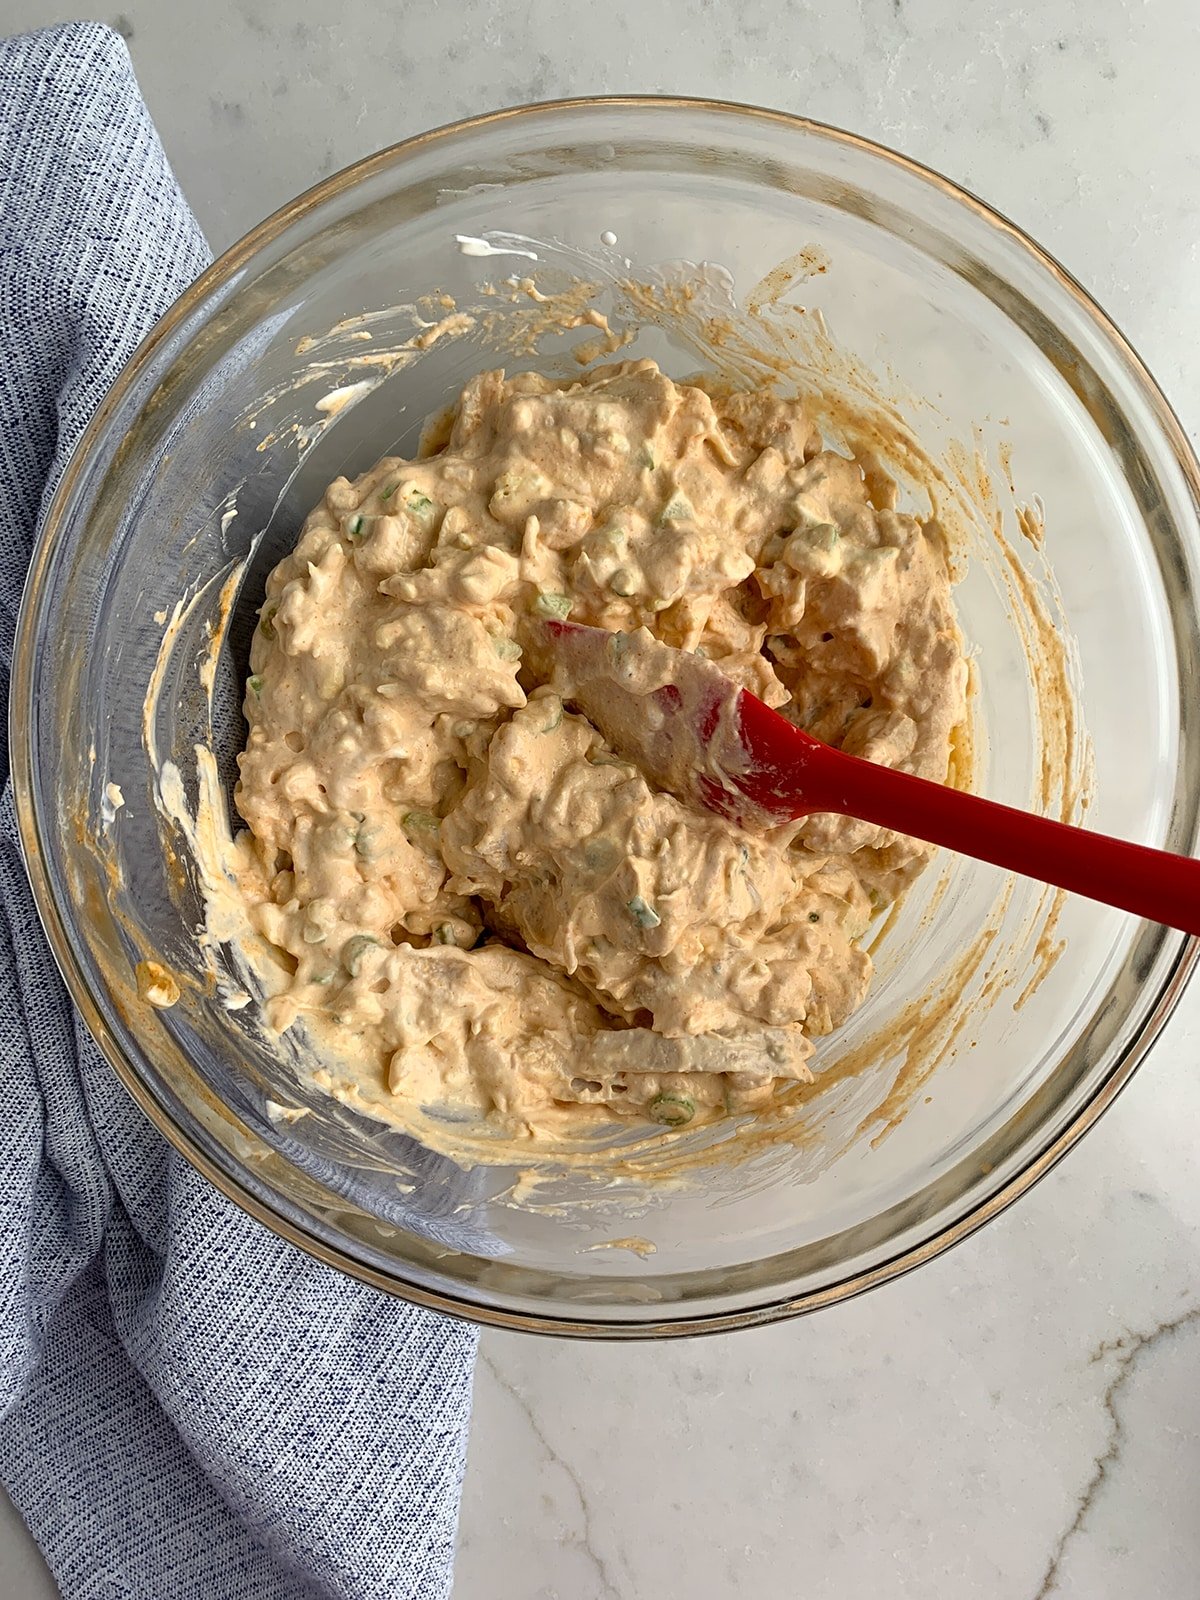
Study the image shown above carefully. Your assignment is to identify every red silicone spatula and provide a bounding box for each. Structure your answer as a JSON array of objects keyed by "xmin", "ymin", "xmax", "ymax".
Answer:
[{"xmin": 539, "ymin": 620, "xmax": 1200, "ymax": 936}]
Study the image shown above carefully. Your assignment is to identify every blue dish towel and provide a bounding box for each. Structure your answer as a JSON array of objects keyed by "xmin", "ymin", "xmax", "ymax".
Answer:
[{"xmin": 0, "ymin": 23, "xmax": 478, "ymax": 1600}]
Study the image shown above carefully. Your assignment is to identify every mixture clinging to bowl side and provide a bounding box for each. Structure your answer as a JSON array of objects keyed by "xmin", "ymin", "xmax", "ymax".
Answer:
[{"xmin": 231, "ymin": 358, "xmax": 967, "ymax": 1135}]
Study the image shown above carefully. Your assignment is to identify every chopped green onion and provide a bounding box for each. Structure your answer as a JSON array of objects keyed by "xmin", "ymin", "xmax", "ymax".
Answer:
[
  {"xmin": 636, "ymin": 445, "xmax": 655, "ymax": 470},
  {"xmin": 539, "ymin": 703, "xmax": 564, "ymax": 734},
  {"xmin": 659, "ymin": 494, "xmax": 692, "ymax": 522},
  {"xmin": 342, "ymin": 934, "xmax": 380, "ymax": 976},
  {"xmin": 402, "ymin": 810, "xmax": 440, "ymax": 840},
  {"xmin": 627, "ymin": 895, "xmax": 661, "ymax": 930},
  {"xmin": 533, "ymin": 591, "xmax": 573, "ymax": 620},
  {"xmin": 380, "ymin": 481, "xmax": 398, "ymax": 500},
  {"xmin": 347, "ymin": 515, "xmax": 365, "ymax": 538},
  {"xmin": 648, "ymin": 1092, "xmax": 695, "ymax": 1127},
  {"xmin": 584, "ymin": 838, "xmax": 620, "ymax": 873},
  {"xmin": 310, "ymin": 968, "xmax": 335, "ymax": 985},
  {"xmin": 492, "ymin": 636, "xmax": 522, "ymax": 661},
  {"xmin": 406, "ymin": 491, "xmax": 434, "ymax": 514},
  {"xmin": 247, "ymin": 674, "xmax": 263, "ymax": 696},
  {"xmin": 434, "ymin": 924, "xmax": 458, "ymax": 946},
  {"xmin": 258, "ymin": 605, "xmax": 278, "ymax": 641}
]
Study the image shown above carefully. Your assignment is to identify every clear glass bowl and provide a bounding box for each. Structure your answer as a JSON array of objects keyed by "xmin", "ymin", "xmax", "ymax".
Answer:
[{"xmin": 13, "ymin": 99, "xmax": 1200, "ymax": 1336}]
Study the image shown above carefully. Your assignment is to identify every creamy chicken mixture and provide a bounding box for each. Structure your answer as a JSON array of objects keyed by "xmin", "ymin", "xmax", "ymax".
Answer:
[{"xmin": 232, "ymin": 360, "xmax": 967, "ymax": 1135}]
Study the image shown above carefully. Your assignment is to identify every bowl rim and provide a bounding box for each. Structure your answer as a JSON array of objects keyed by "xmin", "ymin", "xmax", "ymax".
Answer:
[{"xmin": 13, "ymin": 93, "xmax": 1200, "ymax": 1338}]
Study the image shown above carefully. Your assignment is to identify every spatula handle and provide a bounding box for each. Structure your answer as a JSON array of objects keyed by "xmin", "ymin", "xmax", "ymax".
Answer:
[
  {"xmin": 739, "ymin": 691, "xmax": 1200, "ymax": 934},
  {"xmin": 810, "ymin": 739, "xmax": 1200, "ymax": 936}
]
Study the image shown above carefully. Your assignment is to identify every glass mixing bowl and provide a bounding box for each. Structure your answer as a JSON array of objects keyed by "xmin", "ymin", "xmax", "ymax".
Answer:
[{"xmin": 13, "ymin": 99, "xmax": 1200, "ymax": 1336}]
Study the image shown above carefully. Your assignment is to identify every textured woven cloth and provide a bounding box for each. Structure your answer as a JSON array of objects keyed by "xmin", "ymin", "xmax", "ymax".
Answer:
[{"xmin": 0, "ymin": 23, "xmax": 477, "ymax": 1600}]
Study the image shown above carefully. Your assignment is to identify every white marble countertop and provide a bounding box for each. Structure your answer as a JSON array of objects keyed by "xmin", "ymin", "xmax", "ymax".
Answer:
[{"xmin": 3, "ymin": 1, "xmax": 1200, "ymax": 1595}]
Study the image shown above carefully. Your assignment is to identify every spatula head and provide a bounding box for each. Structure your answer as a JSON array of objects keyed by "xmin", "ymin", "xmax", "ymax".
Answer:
[{"xmin": 533, "ymin": 621, "xmax": 821, "ymax": 828}]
